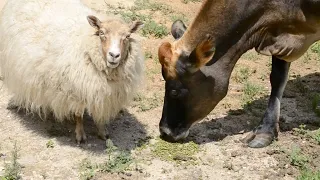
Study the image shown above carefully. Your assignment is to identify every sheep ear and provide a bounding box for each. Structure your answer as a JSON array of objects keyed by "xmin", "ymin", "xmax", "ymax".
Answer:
[
  {"xmin": 130, "ymin": 21, "xmax": 144, "ymax": 33},
  {"xmin": 87, "ymin": 15, "xmax": 102, "ymax": 30}
]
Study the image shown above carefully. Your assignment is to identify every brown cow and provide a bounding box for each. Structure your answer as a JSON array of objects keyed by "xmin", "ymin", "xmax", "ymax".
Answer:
[{"xmin": 158, "ymin": 0, "xmax": 320, "ymax": 148}]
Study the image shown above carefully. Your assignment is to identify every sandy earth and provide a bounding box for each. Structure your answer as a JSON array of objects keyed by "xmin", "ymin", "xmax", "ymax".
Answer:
[{"xmin": 0, "ymin": 0, "xmax": 320, "ymax": 180}]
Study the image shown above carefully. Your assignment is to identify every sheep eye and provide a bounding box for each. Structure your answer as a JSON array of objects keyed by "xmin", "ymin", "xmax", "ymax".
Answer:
[
  {"xmin": 99, "ymin": 30, "xmax": 104, "ymax": 36},
  {"xmin": 125, "ymin": 34, "xmax": 131, "ymax": 39}
]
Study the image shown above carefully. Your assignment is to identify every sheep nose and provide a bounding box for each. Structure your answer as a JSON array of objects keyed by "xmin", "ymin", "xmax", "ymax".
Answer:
[{"xmin": 109, "ymin": 52, "xmax": 120, "ymax": 59}]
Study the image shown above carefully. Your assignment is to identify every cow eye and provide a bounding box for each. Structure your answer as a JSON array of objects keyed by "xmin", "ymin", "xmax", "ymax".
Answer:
[{"xmin": 170, "ymin": 90, "xmax": 178, "ymax": 97}]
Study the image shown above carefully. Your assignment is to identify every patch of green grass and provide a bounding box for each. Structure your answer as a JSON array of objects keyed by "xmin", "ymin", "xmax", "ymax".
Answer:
[
  {"xmin": 298, "ymin": 169, "xmax": 320, "ymax": 180},
  {"xmin": 152, "ymin": 138, "xmax": 199, "ymax": 164},
  {"xmin": 79, "ymin": 159, "xmax": 97, "ymax": 180},
  {"xmin": 170, "ymin": 14, "xmax": 189, "ymax": 24},
  {"xmin": 100, "ymin": 139, "xmax": 133, "ymax": 173},
  {"xmin": 133, "ymin": 0, "xmax": 174, "ymax": 13},
  {"xmin": 133, "ymin": 93, "xmax": 163, "ymax": 112},
  {"xmin": 289, "ymin": 146, "xmax": 309, "ymax": 169},
  {"xmin": 135, "ymin": 136, "xmax": 152, "ymax": 151},
  {"xmin": 46, "ymin": 139, "xmax": 55, "ymax": 148},
  {"xmin": 181, "ymin": 0, "xmax": 202, "ymax": 4},
  {"xmin": 241, "ymin": 51, "xmax": 257, "ymax": 61},
  {"xmin": 303, "ymin": 51, "xmax": 312, "ymax": 63},
  {"xmin": 141, "ymin": 20, "xmax": 169, "ymax": 38},
  {"xmin": 312, "ymin": 129, "xmax": 320, "ymax": 145},
  {"xmin": 293, "ymin": 124, "xmax": 309, "ymax": 136},
  {"xmin": 234, "ymin": 67, "xmax": 251, "ymax": 83},
  {"xmin": 145, "ymin": 51, "xmax": 153, "ymax": 59},
  {"xmin": 106, "ymin": 6, "xmax": 169, "ymax": 38},
  {"xmin": 117, "ymin": 11, "xmax": 150, "ymax": 22},
  {"xmin": 242, "ymin": 82, "xmax": 264, "ymax": 106},
  {"xmin": 292, "ymin": 124, "xmax": 320, "ymax": 145},
  {"xmin": 1, "ymin": 142, "xmax": 21, "ymax": 180},
  {"xmin": 79, "ymin": 140, "xmax": 134, "ymax": 179},
  {"xmin": 100, "ymin": 151, "xmax": 133, "ymax": 173},
  {"xmin": 311, "ymin": 42, "xmax": 320, "ymax": 57}
]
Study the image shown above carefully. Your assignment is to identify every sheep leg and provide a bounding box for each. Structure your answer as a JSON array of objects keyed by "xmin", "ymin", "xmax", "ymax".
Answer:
[
  {"xmin": 75, "ymin": 115, "xmax": 87, "ymax": 144},
  {"xmin": 97, "ymin": 123, "xmax": 109, "ymax": 140}
]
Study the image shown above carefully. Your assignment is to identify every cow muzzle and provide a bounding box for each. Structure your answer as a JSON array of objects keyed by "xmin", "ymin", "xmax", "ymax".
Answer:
[{"xmin": 159, "ymin": 125, "xmax": 190, "ymax": 142}]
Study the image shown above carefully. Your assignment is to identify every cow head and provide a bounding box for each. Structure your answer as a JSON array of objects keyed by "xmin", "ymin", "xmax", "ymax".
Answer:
[{"xmin": 158, "ymin": 20, "xmax": 221, "ymax": 142}]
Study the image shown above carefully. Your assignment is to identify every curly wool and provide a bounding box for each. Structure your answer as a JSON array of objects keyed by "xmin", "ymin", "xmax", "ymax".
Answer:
[{"xmin": 0, "ymin": 0, "xmax": 144, "ymax": 124}]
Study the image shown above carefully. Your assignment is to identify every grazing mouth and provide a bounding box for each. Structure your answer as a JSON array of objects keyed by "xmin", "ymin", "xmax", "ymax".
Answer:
[{"xmin": 159, "ymin": 126, "xmax": 190, "ymax": 142}]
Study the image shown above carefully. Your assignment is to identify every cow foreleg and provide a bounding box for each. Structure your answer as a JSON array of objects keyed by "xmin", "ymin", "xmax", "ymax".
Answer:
[{"xmin": 243, "ymin": 57, "xmax": 291, "ymax": 148}]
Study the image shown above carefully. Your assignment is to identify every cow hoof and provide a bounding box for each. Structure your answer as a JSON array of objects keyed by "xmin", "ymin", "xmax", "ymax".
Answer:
[{"xmin": 243, "ymin": 132, "xmax": 274, "ymax": 148}]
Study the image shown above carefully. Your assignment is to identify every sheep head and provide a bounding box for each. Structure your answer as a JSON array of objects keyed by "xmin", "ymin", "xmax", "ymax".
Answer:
[{"xmin": 87, "ymin": 15, "xmax": 143, "ymax": 68}]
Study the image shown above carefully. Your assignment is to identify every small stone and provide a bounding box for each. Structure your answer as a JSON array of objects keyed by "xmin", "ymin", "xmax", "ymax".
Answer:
[
  {"xmin": 266, "ymin": 149, "xmax": 281, "ymax": 155},
  {"xmin": 231, "ymin": 151, "xmax": 242, "ymax": 157},
  {"xmin": 286, "ymin": 168, "xmax": 294, "ymax": 175},
  {"xmin": 149, "ymin": 139, "xmax": 156, "ymax": 145},
  {"xmin": 232, "ymin": 165, "xmax": 241, "ymax": 172},
  {"xmin": 223, "ymin": 161, "xmax": 233, "ymax": 170}
]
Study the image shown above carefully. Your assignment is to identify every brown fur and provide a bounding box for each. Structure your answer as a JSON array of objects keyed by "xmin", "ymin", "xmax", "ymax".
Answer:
[
  {"xmin": 158, "ymin": 42, "xmax": 177, "ymax": 79},
  {"xmin": 158, "ymin": 36, "xmax": 215, "ymax": 78},
  {"xmin": 194, "ymin": 35, "xmax": 215, "ymax": 69},
  {"xmin": 94, "ymin": 20, "xmax": 135, "ymax": 63},
  {"xmin": 158, "ymin": 0, "xmax": 320, "ymax": 78},
  {"xmin": 157, "ymin": 0, "xmax": 320, "ymax": 145}
]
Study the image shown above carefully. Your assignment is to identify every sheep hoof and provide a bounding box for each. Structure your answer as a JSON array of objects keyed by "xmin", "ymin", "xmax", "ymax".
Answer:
[
  {"xmin": 97, "ymin": 124, "xmax": 109, "ymax": 140},
  {"xmin": 75, "ymin": 131, "xmax": 87, "ymax": 144},
  {"xmin": 98, "ymin": 131, "xmax": 109, "ymax": 141}
]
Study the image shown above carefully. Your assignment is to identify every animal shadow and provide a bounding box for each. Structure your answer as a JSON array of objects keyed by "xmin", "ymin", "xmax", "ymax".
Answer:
[
  {"xmin": 9, "ymin": 107, "xmax": 148, "ymax": 152},
  {"xmin": 187, "ymin": 72, "xmax": 320, "ymax": 144}
]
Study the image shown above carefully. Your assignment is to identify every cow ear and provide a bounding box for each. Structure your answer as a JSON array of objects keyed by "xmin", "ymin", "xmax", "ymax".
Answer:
[
  {"xmin": 171, "ymin": 20, "xmax": 187, "ymax": 40},
  {"xmin": 158, "ymin": 42, "xmax": 177, "ymax": 79},
  {"xmin": 186, "ymin": 34, "xmax": 215, "ymax": 73}
]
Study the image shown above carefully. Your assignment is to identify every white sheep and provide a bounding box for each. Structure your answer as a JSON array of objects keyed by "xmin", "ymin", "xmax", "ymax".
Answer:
[{"xmin": 0, "ymin": 0, "xmax": 144, "ymax": 144}]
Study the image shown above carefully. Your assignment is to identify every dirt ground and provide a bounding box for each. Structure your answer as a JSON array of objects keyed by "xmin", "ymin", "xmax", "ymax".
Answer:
[{"xmin": 0, "ymin": 0, "xmax": 320, "ymax": 180}]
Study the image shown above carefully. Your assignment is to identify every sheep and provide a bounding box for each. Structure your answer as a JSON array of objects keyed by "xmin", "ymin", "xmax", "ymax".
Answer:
[{"xmin": 0, "ymin": 0, "xmax": 144, "ymax": 144}]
